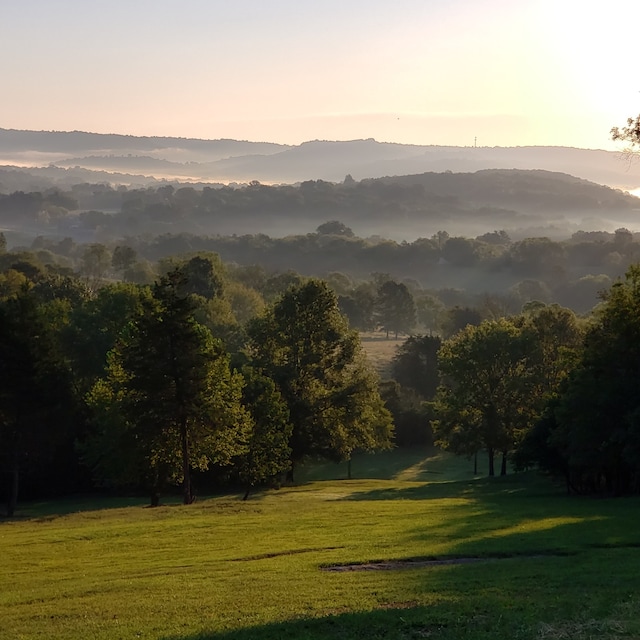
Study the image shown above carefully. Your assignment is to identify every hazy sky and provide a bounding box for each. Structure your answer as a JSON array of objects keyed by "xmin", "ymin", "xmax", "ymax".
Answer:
[{"xmin": 1, "ymin": 0, "xmax": 638, "ymax": 149}]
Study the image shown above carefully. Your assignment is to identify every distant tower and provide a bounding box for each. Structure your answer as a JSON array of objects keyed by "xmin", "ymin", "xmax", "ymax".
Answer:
[{"xmin": 474, "ymin": 136, "xmax": 477, "ymax": 148}]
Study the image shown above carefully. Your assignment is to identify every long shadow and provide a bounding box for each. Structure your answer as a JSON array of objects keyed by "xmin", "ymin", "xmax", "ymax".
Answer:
[
  {"xmin": 158, "ymin": 510, "xmax": 640, "ymax": 640},
  {"xmin": 158, "ymin": 604, "xmax": 501, "ymax": 640},
  {"xmin": 158, "ymin": 532, "xmax": 640, "ymax": 639},
  {"xmin": 337, "ymin": 469, "xmax": 640, "ymax": 562},
  {"xmin": 5, "ymin": 491, "xmax": 233, "ymax": 522},
  {"xmin": 5, "ymin": 448, "xmax": 444, "ymax": 520},
  {"xmin": 340, "ymin": 470, "xmax": 558, "ymax": 502}
]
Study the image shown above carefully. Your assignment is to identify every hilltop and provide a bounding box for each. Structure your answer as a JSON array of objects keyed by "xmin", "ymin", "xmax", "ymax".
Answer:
[{"xmin": 1, "ymin": 128, "xmax": 639, "ymax": 189}]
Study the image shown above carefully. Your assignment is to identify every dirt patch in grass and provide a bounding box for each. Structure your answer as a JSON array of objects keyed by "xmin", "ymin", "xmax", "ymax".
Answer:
[{"xmin": 537, "ymin": 619, "xmax": 627, "ymax": 639}]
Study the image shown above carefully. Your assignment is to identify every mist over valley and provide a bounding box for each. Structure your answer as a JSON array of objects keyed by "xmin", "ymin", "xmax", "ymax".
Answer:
[{"xmin": 1, "ymin": 128, "xmax": 640, "ymax": 245}]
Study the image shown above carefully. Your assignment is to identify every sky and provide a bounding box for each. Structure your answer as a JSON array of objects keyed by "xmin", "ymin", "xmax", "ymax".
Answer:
[{"xmin": 1, "ymin": 0, "xmax": 638, "ymax": 150}]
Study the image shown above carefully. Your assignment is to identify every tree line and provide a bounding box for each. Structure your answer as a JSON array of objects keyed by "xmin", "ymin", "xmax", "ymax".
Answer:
[
  {"xmin": 1, "ymin": 169, "xmax": 634, "ymax": 233},
  {"xmin": 3, "ymin": 239, "xmax": 640, "ymax": 515},
  {"xmin": 11, "ymin": 222, "xmax": 640, "ymax": 317},
  {"xmin": 391, "ymin": 264, "xmax": 640, "ymax": 495},
  {"xmin": 0, "ymin": 258, "xmax": 395, "ymax": 515}
]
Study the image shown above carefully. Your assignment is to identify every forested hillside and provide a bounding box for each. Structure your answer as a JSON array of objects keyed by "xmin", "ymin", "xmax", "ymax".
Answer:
[
  {"xmin": 2, "ymin": 223, "xmax": 640, "ymax": 514},
  {"xmin": 2, "ymin": 163, "xmax": 640, "ymax": 512},
  {"xmin": 3, "ymin": 128, "xmax": 640, "ymax": 187},
  {"xmin": 0, "ymin": 168, "xmax": 637, "ymax": 243}
]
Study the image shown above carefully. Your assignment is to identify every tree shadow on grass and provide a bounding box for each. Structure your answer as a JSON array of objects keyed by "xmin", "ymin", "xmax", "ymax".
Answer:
[
  {"xmin": 8, "ymin": 492, "xmax": 202, "ymax": 521},
  {"xmin": 339, "ymin": 471, "xmax": 640, "ymax": 557},
  {"xmin": 340, "ymin": 471, "xmax": 555, "ymax": 502},
  {"xmin": 159, "ymin": 604, "xmax": 507, "ymax": 640},
  {"xmin": 159, "ymin": 565, "xmax": 640, "ymax": 640}
]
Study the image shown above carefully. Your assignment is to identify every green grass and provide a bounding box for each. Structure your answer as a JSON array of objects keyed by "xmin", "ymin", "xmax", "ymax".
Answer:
[{"xmin": 2, "ymin": 449, "xmax": 640, "ymax": 639}]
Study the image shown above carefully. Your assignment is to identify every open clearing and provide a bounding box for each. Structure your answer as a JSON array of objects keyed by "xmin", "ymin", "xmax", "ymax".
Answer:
[
  {"xmin": 2, "ymin": 448, "xmax": 640, "ymax": 639},
  {"xmin": 359, "ymin": 332, "xmax": 404, "ymax": 379}
]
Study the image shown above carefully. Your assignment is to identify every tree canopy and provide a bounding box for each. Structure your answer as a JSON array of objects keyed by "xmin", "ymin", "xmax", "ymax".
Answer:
[
  {"xmin": 248, "ymin": 279, "xmax": 393, "ymax": 477},
  {"xmin": 524, "ymin": 266, "xmax": 640, "ymax": 494},
  {"xmin": 85, "ymin": 268, "xmax": 251, "ymax": 505},
  {"xmin": 435, "ymin": 318, "xmax": 536, "ymax": 476}
]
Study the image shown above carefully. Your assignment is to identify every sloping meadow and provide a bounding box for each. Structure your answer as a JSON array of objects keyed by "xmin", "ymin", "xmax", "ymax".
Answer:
[{"xmin": 2, "ymin": 449, "xmax": 640, "ymax": 640}]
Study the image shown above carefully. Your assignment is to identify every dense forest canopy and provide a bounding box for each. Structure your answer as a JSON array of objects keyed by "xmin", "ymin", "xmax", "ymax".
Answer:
[
  {"xmin": 0, "ymin": 165, "xmax": 638, "ymax": 242},
  {"xmin": 1, "ymin": 223, "xmax": 639, "ymax": 512}
]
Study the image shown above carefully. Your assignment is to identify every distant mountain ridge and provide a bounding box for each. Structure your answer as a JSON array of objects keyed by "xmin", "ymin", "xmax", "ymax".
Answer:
[
  {"xmin": 0, "ymin": 128, "xmax": 287, "ymax": 158},
  {"xmin": 0, "ymin": 128, "xmax": 639, "ymax": 189}
]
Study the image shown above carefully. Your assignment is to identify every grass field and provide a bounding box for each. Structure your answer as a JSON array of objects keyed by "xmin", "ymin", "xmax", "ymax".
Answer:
[
  {"xmin": 2, "ymin": 448, "xmax": 640, "ymax": 639},
  {"xmin": 359, "ymin": 332, "xmax": 404, "ymax": 379}
]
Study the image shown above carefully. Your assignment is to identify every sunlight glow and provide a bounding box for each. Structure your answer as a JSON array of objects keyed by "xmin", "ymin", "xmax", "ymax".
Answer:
[{"xmin": 0, "ymin": 0, "xmax": 637, "ymax": 148}]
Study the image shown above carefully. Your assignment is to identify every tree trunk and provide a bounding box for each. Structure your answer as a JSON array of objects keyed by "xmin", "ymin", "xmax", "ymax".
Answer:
[
  {"xmin": 7, "ymin": 457, "xmax": 19, "ymax": 517},
  {"xmin": 242, "ymin": 484, "xmax": 251, "ymax": 501},
  {"xmin": 347, "ymin": 457, "xmax": 352, "ymax": 480},
  {"xmin": 473, "ymin": 451, "xmax": 478, "ymax": 475},
  {"xmin": 286, "ymin": 460, "xmax": 296, "ymax": 484},
  {"xmin": 180, "ymin": 418, "xmax": 193, "ymax": 505},
  {"xmin": 488, "ymin": 447, "xmax": 495, "ymax": 477},
  {"xmin": 500, "ymin": 450, "xmax": 507, "ymax": 476},
  {"xmin": 149, "ymin": 467, "xmax": 160, "ymax": 507}
]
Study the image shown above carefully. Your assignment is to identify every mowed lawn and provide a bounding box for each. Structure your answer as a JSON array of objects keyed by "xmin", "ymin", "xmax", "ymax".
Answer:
[{"xmin": 2, "ymin": 449, "xmax": 640, "ymax": 640}]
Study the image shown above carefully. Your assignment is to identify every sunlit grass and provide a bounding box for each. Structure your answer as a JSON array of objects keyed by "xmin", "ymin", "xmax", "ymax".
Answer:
[{"xmin": 2, "ymin": 449, "xmax": 640, "ymax": 639}]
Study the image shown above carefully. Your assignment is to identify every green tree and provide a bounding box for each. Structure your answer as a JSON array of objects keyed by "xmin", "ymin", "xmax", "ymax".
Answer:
[
  {"xmin": 316, "ymin": 220, "xmax": 354, "ymax": 237},
  {"xmin": 0, "ymin": 269, "xmax": 28, "ymax": 300},
  {"xmin": 442, "ymin": 236, "xmax": 480, "ymax": 267},
  {"xmin": 379, "ymin": 380, "xmax": 433, "ymax": 448},
  {"xmin": 530, "ymin": 267, "xmax": 640, "ymax": 494},
  {"xmin": 434, "ymin": 319, "xmax": 537, "ymax": 476},
  {"xmin": 375, "ymin": 279, "xmax": 416, "ymax": 338},
  {"xmin": 80, "ymin": 243, "xmax": 112, "ymax": 283},
  {"xmin": 225, "ymin": 281, "xmax": 265, "ymax": 325},
  {"xmin": 508, "ymin": 237, "xmax": 565, "ymax": 277},
  {"xmin": 236, "ymin": 367, "xmax": 292, "ymax": 500},
  {"xmin": 415, "ymin": 294, "xmax": 445, "ymax": 335},
  {"xmin": 392, "ymin": 334, "xmax": 441, "ymax": 399},
  {"xmin": 248, "ymin": 279, "xmax": 393, "ymax": 478},
  {"xmin": 338, "ymin": 283, "xmax": 376, "ymax": 331},
  {"xmin": 179, "ymin": 254, "xmax": 226, "ymax": 299},
  {"xmin": 441, "ymin": 305, "xmax": 482, "ymax": 339},
  {"xmin": 0, "ymin": 290, "xmax": 76, "ymax": 515},
  {"xmin": 86, "ymin": 269, "xmax": 250, "ymax": 505},
  {"xmin": 111, "ymin": 245, "xmax": 137, "ymax": 278},
  {"xmin": 519, "ymin": 303, "xmax": 584, "ymax": 399},
  {"xmin": 65, "ymin": 282, "xmax": 151, "ymax": 395}
]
